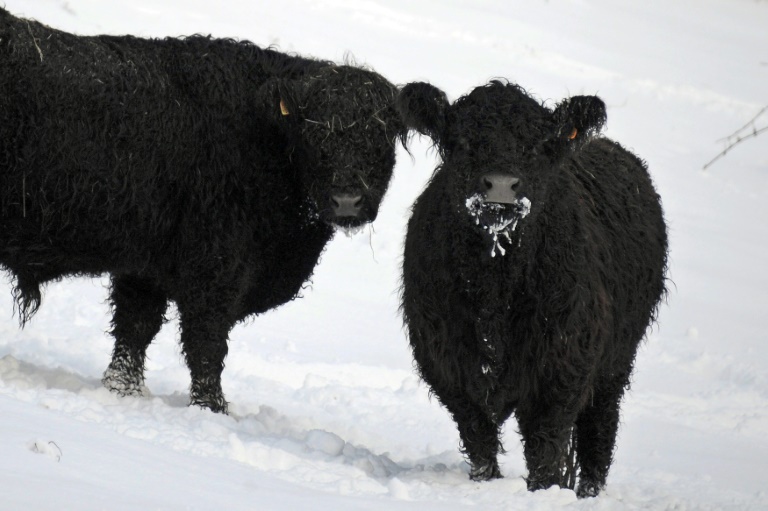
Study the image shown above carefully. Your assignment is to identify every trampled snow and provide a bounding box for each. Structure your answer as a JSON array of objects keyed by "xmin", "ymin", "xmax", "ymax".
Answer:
[{"xmin": 1, "ymin": 0, "xmax": 767, "ymax": 510}]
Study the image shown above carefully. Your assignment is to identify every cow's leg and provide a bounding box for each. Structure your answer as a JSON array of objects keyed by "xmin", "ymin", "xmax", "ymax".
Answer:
[
  {"xmin": 422, "ymin": 371, "xmax": 503, "ymax": 481},
  {"xmin": 103, "ymin": 275, "xmax": 167, "ymax": 396},
  {"xmin": 574, "ymin": 375, "xmax": 627, "ymax": 498},
  {"xmin": 176, "ymin": 295, "xmax": 235, "ymax": 414},
  {"xmin": 407, "ymin": 315, "xmax": 503, "ymax": 480},
  {"xmin": 439, "ymin": 394, "xmax": 503, "ymax": 480},
  {"xmin": 516, "ymin": 392, "xmax": 583, "ymax": 492}
]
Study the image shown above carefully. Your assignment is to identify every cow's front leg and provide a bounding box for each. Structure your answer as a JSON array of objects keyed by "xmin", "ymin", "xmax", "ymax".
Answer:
[
  {"xmin": 439, "ymin": 394, "xmax": 503, "ymax": 481},
  {"xmin": 515, "ymin": 387, "xmax": 584, "ymax": 492}
]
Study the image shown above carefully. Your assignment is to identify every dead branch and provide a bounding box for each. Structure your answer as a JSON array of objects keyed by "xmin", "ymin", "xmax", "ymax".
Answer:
[{"xmin": 703, "ymin": 106, "xmax": 767, "ymax": 170}]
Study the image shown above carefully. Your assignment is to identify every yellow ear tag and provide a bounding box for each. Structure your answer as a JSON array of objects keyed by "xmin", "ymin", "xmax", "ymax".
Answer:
[
  {"xmin": 280, "ymin": 99, "xmax": 290, "ymax": 116},
  {"xmin": 568, "ymin": 128, "xmax": 578, "ymax": 140}
]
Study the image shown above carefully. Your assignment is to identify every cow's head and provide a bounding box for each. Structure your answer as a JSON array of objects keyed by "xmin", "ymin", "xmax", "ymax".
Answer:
[
  {"xmin": 266, "ymin": 65, "xmax": 406, "ymax": 233},
  {"xmin": 397, "ymin": 80, "xmax": 606, "ymax": 255}
]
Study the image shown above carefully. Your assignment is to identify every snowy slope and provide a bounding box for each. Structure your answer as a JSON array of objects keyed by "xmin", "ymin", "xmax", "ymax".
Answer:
[{"xmin": 1, "ymin": 0, "xmax": 767, "ymax": 509}]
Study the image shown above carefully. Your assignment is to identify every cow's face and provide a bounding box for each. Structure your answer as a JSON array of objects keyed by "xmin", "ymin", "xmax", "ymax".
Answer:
[
  {"xmin": 270, "ymin": 66, "xmax": 406, "ymax": 233},
  {"xmin": 397, "ymin": 81, "xmax": 606, "ymax": 255}
]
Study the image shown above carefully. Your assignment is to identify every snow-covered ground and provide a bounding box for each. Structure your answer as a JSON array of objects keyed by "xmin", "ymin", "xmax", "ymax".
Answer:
[{"xmin": 1, "ymin": 0, "xmax": 767, "ymax": 509}]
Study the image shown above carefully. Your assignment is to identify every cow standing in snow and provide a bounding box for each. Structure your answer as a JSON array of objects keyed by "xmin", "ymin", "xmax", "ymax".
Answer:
[
  {"xmin": 0, "ymin": 8, "xmax": 406, "ymax": 413},
  {"xmin": 397, "ymin": 80, "xmax": 667, "ymax": 497}
]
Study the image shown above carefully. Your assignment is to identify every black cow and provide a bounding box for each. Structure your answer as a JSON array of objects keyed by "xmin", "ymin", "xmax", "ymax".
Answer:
[
  {"xmin": 397, "ymin": 80, "xmax": 667, "ymax": 497},
  {"xmin": 0, "ymin": 8, "xmax": 405, "ymax": 413}
]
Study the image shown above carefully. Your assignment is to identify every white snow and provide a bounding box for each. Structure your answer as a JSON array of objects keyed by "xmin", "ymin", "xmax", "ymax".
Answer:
[{"xmin": 1, "ymin": 0, "xmax": 767, "ymax": 509}]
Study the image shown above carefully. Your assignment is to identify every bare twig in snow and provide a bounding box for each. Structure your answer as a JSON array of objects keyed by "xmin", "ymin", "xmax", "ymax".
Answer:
[{"xmin": 703, "ymin": 106, "xmax": 767, "ymax": 170}]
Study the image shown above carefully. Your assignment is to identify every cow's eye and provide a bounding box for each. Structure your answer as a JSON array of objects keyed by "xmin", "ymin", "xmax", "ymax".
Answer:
[{"xmin": 446, "ymin": 136, "xmax": 470, "ymax": 155}]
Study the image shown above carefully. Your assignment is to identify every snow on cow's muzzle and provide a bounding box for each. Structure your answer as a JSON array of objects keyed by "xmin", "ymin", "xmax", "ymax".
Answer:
[{"xmin": 466, "ymin": 192, "xmax": 532, "ymax": 258}]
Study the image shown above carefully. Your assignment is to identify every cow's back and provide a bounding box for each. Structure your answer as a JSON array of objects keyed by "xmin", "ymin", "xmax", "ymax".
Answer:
[{"xmin": 0, "ymin": 10, "xmax": 315, "ymax": 280}]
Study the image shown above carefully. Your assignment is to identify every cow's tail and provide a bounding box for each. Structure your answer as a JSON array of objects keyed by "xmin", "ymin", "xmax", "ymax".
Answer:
[{"xmin": 561, "ymin": 426, "xmax": 578, "ymax": 490}]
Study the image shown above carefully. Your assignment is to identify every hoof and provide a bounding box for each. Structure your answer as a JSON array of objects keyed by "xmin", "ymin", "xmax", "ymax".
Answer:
[
  {"xmin": 526, "ymin": 474, "xmax": 562, "ymax": 493},
  {"xmin": 469, "ymin": 461, "xmax": 502, "ymax": 481},
  {"xmin": 576, "ymin": 479, "xmax": 603, "ymax": 498},
  {"xmin": 102, "ymin": 367, "xmax": 147, "ymax": 397},
  {"xmin": 526, "ymin": 480, "xmax": 555, "ymax": 492},
  {"xmin": 190, "ymin": 393, "xmax": 229, "ymax": 414}
]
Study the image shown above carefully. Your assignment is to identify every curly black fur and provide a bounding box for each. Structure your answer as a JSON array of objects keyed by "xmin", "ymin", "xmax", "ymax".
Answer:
[
  {"xmin": 398, "ymin": 81, "xmax": 668, "ymax": 497},
  {"xmin": 0, "ymin": 8, "xmax": 406, "ymax": 413}
]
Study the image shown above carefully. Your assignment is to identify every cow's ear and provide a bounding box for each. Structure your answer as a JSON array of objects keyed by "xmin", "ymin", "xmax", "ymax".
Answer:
[
  {"xmin": 552, "ymin": 95, "xmax": 606, "ymax": 148},
  {"xmin": 396, "ymin": 82, "xmax": 450, "ymax": 145},
  {"xmin": 262, "ymin": 79, "xmax": 301, "ymax": 124}
]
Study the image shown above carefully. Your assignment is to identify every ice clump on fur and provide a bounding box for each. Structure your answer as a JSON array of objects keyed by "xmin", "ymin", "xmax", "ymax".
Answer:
[
  {"xmin": 465, "ymin": 194, "xmax": 531, "ymax": 257},
  {"xmin": 336, "ymin": 224, "xmax": 366, "ymax": 238}
]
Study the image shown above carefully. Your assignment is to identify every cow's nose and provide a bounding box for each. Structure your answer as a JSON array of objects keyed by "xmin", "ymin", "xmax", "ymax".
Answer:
[
  {"xmin": 479, "ymin": 172, "xmax": 522, "ymax": 204},
  {"xmin": 331, "ymin": 193, "xmax": 364, "ymax": 217}
]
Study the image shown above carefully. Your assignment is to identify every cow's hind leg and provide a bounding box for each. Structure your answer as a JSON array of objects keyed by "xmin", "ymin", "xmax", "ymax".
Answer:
[
  {"xmin": 103, "ymin": 275, "xmax": 167, "ymax": 397},
  {"xmin": 574, "ymin": 375, "xmax": 627, "ymax": 498},
  {"xmin": 176, "ymin": 294, "xmax": 235, "ymax": 414}
]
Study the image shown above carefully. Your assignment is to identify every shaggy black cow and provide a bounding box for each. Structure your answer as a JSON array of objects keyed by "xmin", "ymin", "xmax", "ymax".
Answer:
[
  {"xmin": 397, "ymin": 80, "xmax": 667, "ymax": 497},
  {"xmin": 0, "ymin": 8, "xmax": 406, "ymax": 413}
]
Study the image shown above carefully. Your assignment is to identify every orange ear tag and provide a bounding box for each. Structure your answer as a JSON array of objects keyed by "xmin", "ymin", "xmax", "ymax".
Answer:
[
  {"xmin": 568, "ymin": 128, "xmax": 578, "ymax": 140},
  {"xmin": 280, "ymin": 99, "xmax": 290, "ymax": 116}
]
